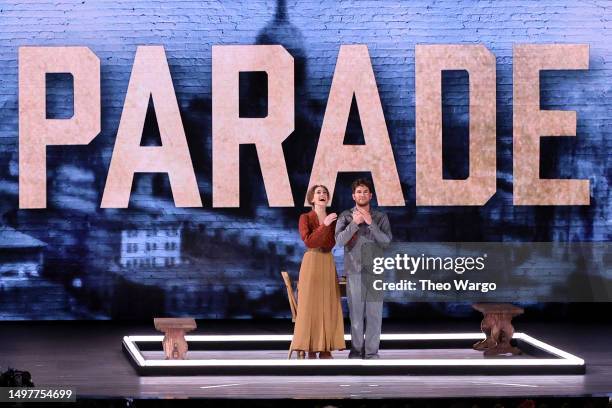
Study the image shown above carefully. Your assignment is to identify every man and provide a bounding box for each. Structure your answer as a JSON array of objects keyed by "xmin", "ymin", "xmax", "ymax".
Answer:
[{"xmin": 335, "ymin": 178, "xmax": 392, "ymax": 359}]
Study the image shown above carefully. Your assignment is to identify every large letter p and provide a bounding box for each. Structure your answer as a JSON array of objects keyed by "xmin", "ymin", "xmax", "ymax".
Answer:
[{"xmin": 19, "ymin": 47, "xmax": 100, "ymax": 209}]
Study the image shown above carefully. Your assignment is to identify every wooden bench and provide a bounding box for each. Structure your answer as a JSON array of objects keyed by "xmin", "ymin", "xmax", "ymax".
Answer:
[
  {"xmin": 154, "ymin": 317, "xmax": 197, "ymax": 360},
  {"xmin": 472, "ymin": 303, "xmax": 524, "ymax": 356}
]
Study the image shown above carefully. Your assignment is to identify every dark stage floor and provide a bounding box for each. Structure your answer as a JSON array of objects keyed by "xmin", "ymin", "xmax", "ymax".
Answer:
[{"xmin": 1, "ymin": 320, "xmax": 611, "ymax": 399}]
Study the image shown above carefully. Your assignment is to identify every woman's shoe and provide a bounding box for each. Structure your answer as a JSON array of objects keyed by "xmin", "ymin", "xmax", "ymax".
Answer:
[
  {"xmin": 307, "ymin": 352, "xmax": 317, "ymax": 359},
  {"xmin": 296, "ymin": 351, "xmax": 305, "ymax": 359},
  {"xmin": 318, "ymin": 351, "xmax": 333, "ymax": 359}
]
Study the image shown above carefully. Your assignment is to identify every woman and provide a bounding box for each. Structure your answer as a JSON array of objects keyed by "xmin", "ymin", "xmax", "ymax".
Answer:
[{"xmin": 289, "ymin": 185, "xmax": 346, "ymax": 359}]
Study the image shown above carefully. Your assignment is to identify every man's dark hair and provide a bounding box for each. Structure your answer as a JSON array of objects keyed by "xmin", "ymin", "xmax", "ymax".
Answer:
[{"xmin": 351, "ymin": 178, "xmax": 374, "ymax": 193}]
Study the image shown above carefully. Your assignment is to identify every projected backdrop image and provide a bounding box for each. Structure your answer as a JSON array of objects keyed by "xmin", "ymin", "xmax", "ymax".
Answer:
[{"xmin": 0, "ymin": 0, "xmax": 609, "ymax": 320}]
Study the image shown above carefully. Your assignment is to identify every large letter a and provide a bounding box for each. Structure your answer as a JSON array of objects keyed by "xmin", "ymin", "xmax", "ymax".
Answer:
[
  {"xmin": 101, "ymin": 46, "xmax": 201, "ymax": 208},
  {"xmin": 307, "ymin": 45, "xmax": 404, "ymax": 206}
]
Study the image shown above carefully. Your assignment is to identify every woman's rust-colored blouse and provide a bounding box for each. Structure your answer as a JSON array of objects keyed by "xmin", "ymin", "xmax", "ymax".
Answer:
[{"xmin": 298, "ymin": 211, "xmax": 336, "ymax": 252}]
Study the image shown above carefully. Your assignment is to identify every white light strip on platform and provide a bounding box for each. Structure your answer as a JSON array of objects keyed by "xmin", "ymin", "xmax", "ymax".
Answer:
[
  {"xmin": 142, "ymin": 359, "xmax": 578, "ymax": 367},
  {"xmin": 123, "ymin": 333, "xmax": 584, "ymax": 368},
  {"xmin": 513, "ymin": 333, "xmax": 584, "ymax": 364},
  {"xmin": 127, "ymin": 333, "xmax": 486, "ymax": 343},
  {"xmin": 123, "ymin": 336, "xmax": 146, "ymax": 366}
]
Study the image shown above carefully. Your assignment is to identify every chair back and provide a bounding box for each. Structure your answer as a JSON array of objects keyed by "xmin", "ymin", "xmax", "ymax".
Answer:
[{"xmin": 280, "ymin": 271, "xmax": 298, "ymax": 323}]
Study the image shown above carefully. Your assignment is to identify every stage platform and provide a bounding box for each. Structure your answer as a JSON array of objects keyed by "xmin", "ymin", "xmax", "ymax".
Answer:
[
  {"xmin": 123, "ymin": 332, "xmax": 584, "ymax": 376},
  {"xmin": 1, "ymin": 320, "xmax": 611, "ymax": 399}
]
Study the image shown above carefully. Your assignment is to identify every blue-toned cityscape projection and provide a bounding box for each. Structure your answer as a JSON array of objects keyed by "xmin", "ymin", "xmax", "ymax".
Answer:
[{"xmin": 0, "ymin": 0, "xmax": 609, "ymax": 319}]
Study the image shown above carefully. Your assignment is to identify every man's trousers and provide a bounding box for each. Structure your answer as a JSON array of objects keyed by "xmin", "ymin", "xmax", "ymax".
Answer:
[{"xmin": 346, "ymin": 273, "xmax": 383, "ymax": 357}]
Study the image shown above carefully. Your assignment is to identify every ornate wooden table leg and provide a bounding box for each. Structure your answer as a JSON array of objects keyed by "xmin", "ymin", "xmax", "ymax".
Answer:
[
  {"xmin": 154, "ymin": 318, "xmax": 197, "ymax": 360},
  {"xmin": 472, "ymin": 304, "xmax": 524, "ymax": 356},
  {"xmin": 473, "ymin": 312, "xmax": 498, "ymax": 352},
  {"xmin": 162, "ymin": 328, "xmax": 189, "ymax": 359}
]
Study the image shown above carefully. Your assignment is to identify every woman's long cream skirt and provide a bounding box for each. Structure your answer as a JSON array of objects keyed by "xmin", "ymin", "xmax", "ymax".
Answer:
[{"xmin": 290, "ymin": 250, "xmax": 346, "ymax": 352}]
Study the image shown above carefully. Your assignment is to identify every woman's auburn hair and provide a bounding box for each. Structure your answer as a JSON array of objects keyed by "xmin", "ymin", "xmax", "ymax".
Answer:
[{"xmin": 306, "ymin": 184, "xmax": 330, "ymax": 208}]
